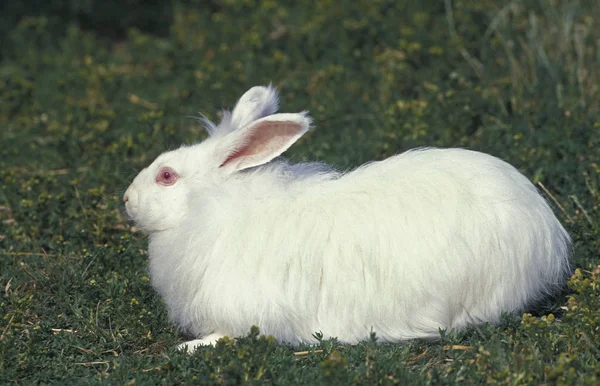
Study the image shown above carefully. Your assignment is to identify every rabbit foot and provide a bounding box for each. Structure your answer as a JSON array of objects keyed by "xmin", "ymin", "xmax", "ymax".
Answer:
[{"xmin": 177, "ymin": 333, "xmax": 227, "ymax": 353}]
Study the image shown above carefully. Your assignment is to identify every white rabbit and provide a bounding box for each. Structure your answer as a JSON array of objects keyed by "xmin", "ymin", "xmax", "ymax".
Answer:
[{"xmin": 123, "ymin": 85, "xmax": 571, "ymax": 353}]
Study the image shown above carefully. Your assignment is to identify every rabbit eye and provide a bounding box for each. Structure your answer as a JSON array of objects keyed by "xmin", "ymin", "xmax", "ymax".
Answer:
[{"xmin": 156, "ymin": 167, "xmax": 179, "ymax": 186}]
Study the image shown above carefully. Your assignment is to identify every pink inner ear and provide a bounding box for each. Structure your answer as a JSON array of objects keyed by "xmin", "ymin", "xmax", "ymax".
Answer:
[
  {"xmin": 219, "ymin": 121, "xmax": 300, "ymax": 168},
  {"xmin": 219, "ymin": 146, "xmax": 250, "ymax": 168}
]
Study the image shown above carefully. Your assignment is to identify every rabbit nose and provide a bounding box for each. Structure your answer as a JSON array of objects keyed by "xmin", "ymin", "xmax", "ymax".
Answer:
[{"xmin": 123, "ymin": 187, "xmax": 132, "ymax": 203}]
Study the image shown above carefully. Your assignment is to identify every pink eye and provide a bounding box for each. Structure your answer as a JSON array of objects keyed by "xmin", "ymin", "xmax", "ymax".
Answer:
[{"xmin": 156, "ymin": 167, "xmax": 179, "ymax": 186}]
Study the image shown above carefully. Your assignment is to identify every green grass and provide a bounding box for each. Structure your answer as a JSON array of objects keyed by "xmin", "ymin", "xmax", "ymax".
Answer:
[{"xmin": 1, "ymin": 0, "xmax": 599, "ymax": 384}]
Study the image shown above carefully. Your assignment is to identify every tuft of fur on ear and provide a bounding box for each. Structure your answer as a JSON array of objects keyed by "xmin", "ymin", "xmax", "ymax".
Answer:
[{"xmin": 196, "ymin": 114, "xmax": 218, "ymax": 136}]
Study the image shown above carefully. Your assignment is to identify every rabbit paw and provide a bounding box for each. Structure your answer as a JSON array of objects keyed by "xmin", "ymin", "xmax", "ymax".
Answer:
[{"xmin": 177, "ymin": 333, "xmax": 226, "ymax": 353}]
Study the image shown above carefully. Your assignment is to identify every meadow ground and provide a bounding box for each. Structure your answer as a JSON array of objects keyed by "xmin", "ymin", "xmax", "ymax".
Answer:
[{"xmin": 1, "ymin": 0, "xmax": 599, "ymax": 384}]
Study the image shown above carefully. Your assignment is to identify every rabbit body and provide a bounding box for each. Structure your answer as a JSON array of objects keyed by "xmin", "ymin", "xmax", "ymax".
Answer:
[{"xmin": 124, "ymin": 86, "xmax": 571, "ymax": 350}]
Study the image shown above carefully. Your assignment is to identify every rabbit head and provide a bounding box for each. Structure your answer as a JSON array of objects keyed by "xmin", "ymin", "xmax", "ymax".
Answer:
[{"xmin": 123, "ymin": 85, "xmax": 311, "ymax": 233}]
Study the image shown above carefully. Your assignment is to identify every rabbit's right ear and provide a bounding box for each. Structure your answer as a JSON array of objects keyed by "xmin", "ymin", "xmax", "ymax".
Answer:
[
  {"xmin": 216, "ymin": 112, "xmax": 310, "ymax": 173},
  {"xmin": 230, "ymin": 85, "xmax": 280, "ymax": 130}
]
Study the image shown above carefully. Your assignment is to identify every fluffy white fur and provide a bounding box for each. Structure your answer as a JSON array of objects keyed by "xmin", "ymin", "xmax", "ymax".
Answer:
[{"xmin": 123, "ymin": 85, "xmax": 571, "ymax": 352}]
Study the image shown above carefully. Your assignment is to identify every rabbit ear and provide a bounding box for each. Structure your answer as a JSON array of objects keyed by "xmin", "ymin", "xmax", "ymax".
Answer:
[
  {"xmin": 217, "ymin": 113, "xmax": 311, "ymax": 173},
  {"xmin": 230, "ymin": 85, "xmax": 280, "ymax": 130}
]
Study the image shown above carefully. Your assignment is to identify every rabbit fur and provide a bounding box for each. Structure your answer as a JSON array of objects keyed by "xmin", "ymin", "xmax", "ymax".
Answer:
[{"xmin": 123, "ymin": 85, "xmax": 571, "ymax": 352}]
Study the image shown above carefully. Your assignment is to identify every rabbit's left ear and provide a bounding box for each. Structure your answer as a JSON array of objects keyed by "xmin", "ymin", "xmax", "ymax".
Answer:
[
  {"xmin": 217, "ymin": 113, "xmax": 311, "ymax": 173},
  {"xmin": 230, "ymin": 85, "xmax": 280, "ymax": 130}
]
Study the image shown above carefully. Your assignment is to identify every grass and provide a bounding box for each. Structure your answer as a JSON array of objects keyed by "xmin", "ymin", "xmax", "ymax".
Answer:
[{"xmin": 1, "ymin": 0, "xmax": 599, "ymax": 384}]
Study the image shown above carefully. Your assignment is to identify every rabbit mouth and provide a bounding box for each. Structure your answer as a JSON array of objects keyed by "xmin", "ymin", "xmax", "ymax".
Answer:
[
  {"xmin": 123, "ymin": 201, "xmax": 138, "ymax": 221},
  {"xmin": 123, "ymin": 186, "xmax": 139, "ymax": 220}
]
